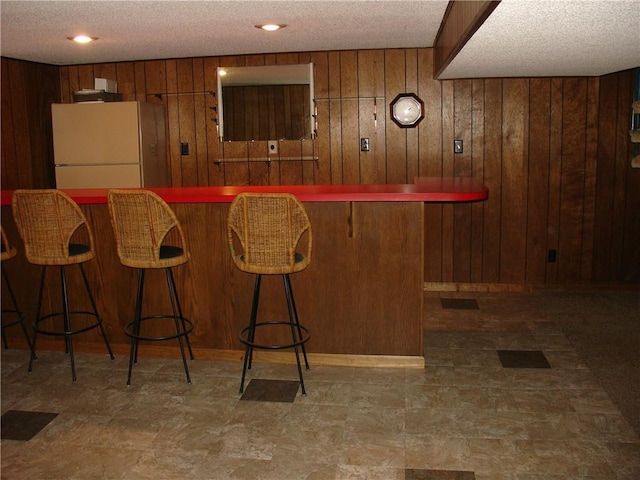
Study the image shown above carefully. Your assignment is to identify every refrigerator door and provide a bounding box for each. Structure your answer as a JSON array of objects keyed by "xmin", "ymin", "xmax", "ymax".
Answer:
[
  {"xmin": 55, "ymin": 165, "xmax": 142, "ymax": 189},
  {"xmin": 52, "ymin": 102, "xmax": 141, "ymax": 167}
]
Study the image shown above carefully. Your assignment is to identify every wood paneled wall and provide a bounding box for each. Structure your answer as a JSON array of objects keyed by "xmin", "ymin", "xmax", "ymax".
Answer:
[
  {"xmin": 1, "ymin": 52, "xmax": 638, "ymax": 285},
  {"xmin": 1, "ymin": 58, "xmax": 59, "ymax": 189}
]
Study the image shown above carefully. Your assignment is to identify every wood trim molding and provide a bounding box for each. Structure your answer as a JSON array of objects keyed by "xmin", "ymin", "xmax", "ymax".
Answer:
[
  {"xmin": 424, "ymin": 282, "xmax": 533, "ymax": 293},
  {"xmin": 433, "ymin": 0, "xmax": 501, "ymax": 79},
  {"xmin": 28, "ymin": 342, "xmax": 426, "ymax": 369},
  {"xmin": 424, "ymin": 282, "xmax": 640, "ymax": 293}
]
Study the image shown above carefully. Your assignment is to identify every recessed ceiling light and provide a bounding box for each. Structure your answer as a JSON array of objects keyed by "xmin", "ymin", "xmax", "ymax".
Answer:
[
  {"xmin": 67, "ymin": 35, "xmax": 97, "ymax": 44},
  {"xmin": 255, "ymin": 24, "xmax": 286, "ymax": 31}
]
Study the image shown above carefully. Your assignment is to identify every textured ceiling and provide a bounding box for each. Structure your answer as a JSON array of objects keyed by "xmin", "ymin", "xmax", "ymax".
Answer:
[
  {"xmin": 440, "ymin": 0, "xmax": 640, "ymax": 79},
  {"xmin": 0, "ymin": 0, "xmax": 448, "ymax": 64},
  {"xmin": 1, "ymin": 0, "xmax": 639, "ymax": 79}
]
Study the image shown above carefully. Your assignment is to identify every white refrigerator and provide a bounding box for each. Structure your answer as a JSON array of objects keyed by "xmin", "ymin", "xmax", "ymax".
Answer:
[{"xmin": 52, "ymin": 101, "xmax": 169, "ymax": 189}]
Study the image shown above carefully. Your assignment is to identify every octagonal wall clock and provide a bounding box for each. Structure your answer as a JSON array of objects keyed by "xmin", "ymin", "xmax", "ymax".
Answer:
[{"xmin": 390, "ymin": 93, "xmax": 425, "ymax": 128}]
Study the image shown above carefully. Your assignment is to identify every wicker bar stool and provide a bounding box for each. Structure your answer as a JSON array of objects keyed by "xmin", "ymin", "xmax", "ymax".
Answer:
[
  {"xmin": 11, "ymin": 190, "xmax": 114, "ymax": 381},
  {"xmin": 1, "ymin": 226, "xmax": 33, "ymax": 353},
  {"xmin": 107, "ymin": 189, "xmax": 194, "ymax": 385},
  {"xmin": 227, "ymin": 192, "xmax": 312, "ymax": 394}
]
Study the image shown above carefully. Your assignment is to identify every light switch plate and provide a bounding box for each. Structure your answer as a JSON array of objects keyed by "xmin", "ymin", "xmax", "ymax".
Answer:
[{"xmin": 454, "ymin": 140, "xmax": 463, "ymax": 154}]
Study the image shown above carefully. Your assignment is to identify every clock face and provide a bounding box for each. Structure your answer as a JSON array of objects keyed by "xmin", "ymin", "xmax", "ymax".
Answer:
[{"xmin": 390, "ymin": 93, "xmax": 425, "ymax": 128}]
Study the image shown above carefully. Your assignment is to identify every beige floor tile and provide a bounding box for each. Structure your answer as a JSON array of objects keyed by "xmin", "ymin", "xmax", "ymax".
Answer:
[{"xmin": 2, "ymin": 290, "xmax": 639, "ymax": 479}]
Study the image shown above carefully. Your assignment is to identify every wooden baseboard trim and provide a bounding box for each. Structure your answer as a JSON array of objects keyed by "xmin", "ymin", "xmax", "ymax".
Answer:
[
  {"xmin": 424, "ymin": 282, "xmax": 639, "ymax": 293},
  {"xmin": 424, "ymin": 282, "xmax": 533, "ymax": 293},
  {"xmin": 251, "ymin": 351, "xmax": 425, "ymax": 368},
  {"xmin": 20, "ymin": 341, "xmax": 425, "ymax": 369}
]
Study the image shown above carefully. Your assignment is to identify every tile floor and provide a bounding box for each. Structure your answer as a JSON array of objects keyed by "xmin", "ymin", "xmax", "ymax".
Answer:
[{"xmin": 1, "ymin": 290, "xmax": 639, "ymax": 479}]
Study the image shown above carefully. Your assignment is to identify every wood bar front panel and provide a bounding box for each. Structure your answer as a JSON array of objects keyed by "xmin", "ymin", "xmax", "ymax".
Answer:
[{"xmin": 1, "ymin": 202, "xmax": 424, "ymax": 356}]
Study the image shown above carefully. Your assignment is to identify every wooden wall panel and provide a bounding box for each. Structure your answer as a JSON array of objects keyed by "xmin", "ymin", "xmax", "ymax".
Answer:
[
  {"xmin": 500, "ymin": 79, "xmax": 529, "ymax": 284},
  {"xmin": 339, "ymin": 51, "xmax": 360, "ymax": 184},
  {"xmin": 420, "ymin": 49, "xmax": 445, "ymax": 282},
  {"xmin": 611, "ymin": 70, "xmax": 636, "ymax": 283},
  {"xmin": 1, "ymin": 58, "xmax": 59, "ymax": 189},
  {"xmin": 526, "ymin": 78, "xmax": 551, "ymax": 284},
  {"xmin": 440, "ymin": 81, "xmax": 455, "ymax": 281},
  {"xmin": 545, "ymin": 78, "xmax": 564, "ymax": 283},
  {"xmin": 453, "ymin": 79, "xmax": 473, "ymax": 282},
  {"xmin": 385, "ymin": 49, "xmax": 408, "ymax": 184},
  {"xmin": 2, "ymin": 52, "xmax": 638, "ymax": 286},
  {"xmin": 580, "ymin": 77, "xmax": 600, "ymax": 282},
  {"xmin": 1, "ymin": 59, "xmax": 17, "ymax": 189},
  {"xmin": 115, "ymin": 62, "xmax": 136, "ymax": 101},
  {"xmin": 620, "ymin": 71, "xmax": 640, "ymax": 284},
  {"xmin": 405, "ymin": 49, "xmax": 420, "ymax": 182},
  {"xmin": 358, "ymin": 50, "xmax": 386, "ymax": 184},
  {"xmin": 470, "ymin": 79, "xmax": 486, "ymax": 282},
  {"xmin": 481, "ymin": 79, "xmax": 504, "ymax": 283},
  {"xmin": 417, "ymin": 49, "xmax": 441, "ymax": 177},
  {"xmin": 134, "ymin": 62, "xmax": 147, "ymax": 102},
  {"xmin": 558, "ymin": 78, "xmax": 587, "ymax": 283}
]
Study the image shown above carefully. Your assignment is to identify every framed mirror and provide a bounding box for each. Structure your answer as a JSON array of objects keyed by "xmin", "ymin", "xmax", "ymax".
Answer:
[{"xmin": 217, "ymin": 63, "xmax": 315, "ymax": 142}]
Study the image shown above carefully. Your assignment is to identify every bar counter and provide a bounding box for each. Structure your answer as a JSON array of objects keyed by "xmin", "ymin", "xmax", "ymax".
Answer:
[
  {"xmin": 1, "ymin": 178, "xmax": 487, "ymax": 368},
  {"xmin": 1, "ymin": 176, "xmax": 488, "ymax": 205}
]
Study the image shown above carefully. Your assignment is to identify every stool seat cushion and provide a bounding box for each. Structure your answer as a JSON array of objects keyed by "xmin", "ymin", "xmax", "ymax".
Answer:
[
  {"xmin": 69, "ymin": 243, "xmax": 91, "ymax": 256},
  {"xmin": 160, "ymin": 245, "xmax": 184, "ymax": 259}
]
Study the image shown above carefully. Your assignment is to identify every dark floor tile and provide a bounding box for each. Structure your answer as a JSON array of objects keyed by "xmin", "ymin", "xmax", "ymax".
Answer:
[
  {"xmin": 240, "ymin": 379, "xmax": 299, "ymax": 403},
  {"xmin": 497, "ymin": 350, "xmax": 551, "ymax": 369},
  {"xmin": 1, "ymin": 410, "xmax": 59, "ymax": 441},
  {"xmin": 405, "ymin": 469, "xmax": 475, "ymax": 480},
  {"xmin": 440, "ymin": 298, "xmax": 479, "ymax": 310}
]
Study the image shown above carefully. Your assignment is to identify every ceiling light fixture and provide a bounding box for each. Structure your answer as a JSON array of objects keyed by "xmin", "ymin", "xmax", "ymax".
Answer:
[
  {"xmin": 68, "ymin": 35, "xmax": 97, "ymax": 44},
  {"xmin": 255, "ymin": 24, "xmax": 286, "ymax": 31}
]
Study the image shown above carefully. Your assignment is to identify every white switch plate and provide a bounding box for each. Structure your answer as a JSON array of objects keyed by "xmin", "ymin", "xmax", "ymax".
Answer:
[{"xmin": 268, "ymin": 140, "xmax": 278, "ymax": 155}]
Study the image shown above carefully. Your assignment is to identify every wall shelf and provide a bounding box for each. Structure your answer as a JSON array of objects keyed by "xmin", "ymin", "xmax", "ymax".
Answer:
[{"xmin": 214, "ymin": 156, "xmax": 318, "ymax": 165}]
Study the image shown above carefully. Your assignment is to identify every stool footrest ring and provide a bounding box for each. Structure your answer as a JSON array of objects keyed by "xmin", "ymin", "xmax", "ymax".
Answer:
[
  {"xmin": 239, "ymin": 321, "xmax": 310, "ymax": 350},
  {"xmin": 2, "ymin": 309, "xmax": 26, "ymax": 329},
  {"xmin": 33, "ymin": 311, "xmax": 106, "ymax": 336},
  {"xmin": 125, "ymin": 315, "xmax": 194, "ymax": 342}
]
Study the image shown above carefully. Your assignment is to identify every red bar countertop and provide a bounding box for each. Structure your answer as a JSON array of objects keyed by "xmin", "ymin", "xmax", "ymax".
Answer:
[{"xmin": 1, "ymin": 177, "xmax": 488, "ymax": 205}]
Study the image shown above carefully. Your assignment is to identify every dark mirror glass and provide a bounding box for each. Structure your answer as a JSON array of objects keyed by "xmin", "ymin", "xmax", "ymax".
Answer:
[{"xmin": 218, "ymin": 64, "xmax": 315, "ymax": 142}]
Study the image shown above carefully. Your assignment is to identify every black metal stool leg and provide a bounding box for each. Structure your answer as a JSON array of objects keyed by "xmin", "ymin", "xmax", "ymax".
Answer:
[
  {"xmin": 247, "ymin": 275, "xmax": 262, "ymax": 370},
  {"xmin": 127, "ymin": 269, "xmax": 145, "ymax": 386},
  {"xmin": 60, "ymin": 266, "xmax": 77, "ymax": 382},
  {"xmin": 165, "ymin": 268, "xmax": 191, "ymax": 384},
  {"xmin": 28, "ymin": 267, "xmax": 47, "ymax": 373},
  {"xmin": 283, "ymin": 274, "xmax": 307, "ymax": 395},
  {"xmin": 239, "ymin": 274, "xmax": 261, "ymax": 394},
  {"xmin": 167, "ymin": 268, "xmax": 194, "ymax": 360},
  {"xmin": 78, "ymin": 264, "xmax": 114, "ymax": 360},
  {"xmin": 284, "ymin": 274, "xmax": 309, "ymax": 369}
]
